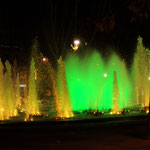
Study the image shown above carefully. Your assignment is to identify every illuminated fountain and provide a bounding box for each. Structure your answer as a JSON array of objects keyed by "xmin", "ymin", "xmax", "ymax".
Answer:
[
  {"xmin": 15, "ymin": 73, "xmax": 21, "ymax": 109},
  {"xmin": 112, "ymin": 71, "xmax": 120, "ymax": 113},
  {"xmin": 0, "ymin": 60, "xmax": 18, "ymax": 120},
  {"xmin": 56, "ymin": 56, "xmax": 74, "ymax": 118},
  {"xmin": 4, "ymin": 61, "xmax": 18, "ymax": 118},
  {"xmin": 132, "ymin": 36, "xmax": 149, "ymax": 107},
  {"xmin": 25, "ymin": 58, "xmax": 40, "ymax": 121},
  {"xmin": 65, "ymin": 52, "xmax": 133, "ymax": 114},
  {"xmin": 0, "ymin": 36, "xmax": 149, "ymax": 122},
  {"xmin": 65, "ymin": 52, "xmax": 105, "ymax": 112}
]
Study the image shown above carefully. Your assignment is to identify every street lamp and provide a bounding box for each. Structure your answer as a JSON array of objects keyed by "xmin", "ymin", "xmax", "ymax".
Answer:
[
  {"xmin": 71, "ymin": 39, "xmax": 80, "ymax": 51},
  {"xmin": 74, "ymin": 40, "xmax": 80, "ymax": 45}
]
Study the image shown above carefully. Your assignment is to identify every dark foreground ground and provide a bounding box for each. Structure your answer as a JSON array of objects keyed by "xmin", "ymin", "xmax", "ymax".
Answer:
[{"xmin": 0, "ymin": 115, "xmax": 150, "ymax": 150}]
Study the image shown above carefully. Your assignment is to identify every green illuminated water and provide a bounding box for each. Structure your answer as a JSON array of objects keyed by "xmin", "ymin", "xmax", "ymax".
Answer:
[
  {"xmin": 65, "ymin": 52, "xmax": 133, "ymax": 113},
  {"xmin": 65, "ymin": 52, "xmax": 104, "ymax": 112}
]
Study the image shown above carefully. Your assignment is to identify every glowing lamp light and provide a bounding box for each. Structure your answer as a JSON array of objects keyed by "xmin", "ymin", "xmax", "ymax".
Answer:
[
  {"xmin": 43, "ymin": 57, "xmax": 46, "ymax": 62},
  {"xmin": 148, "ymin": 77, "xmax": 150, "ymax": 80},
  {"xmin": 146, "ymin": 110, "xmax": 149, "ymax": 114},
  {"xmin": 71, "ymin": 39, "xmax": 80, "ymax": 51},
  {"xmin": 19, "ymin": 84, "xmax": 26, "ymax": 88},
  {"xmin": 74, "ymin": 40, "xmax": 80, "ymax": 45},
  {"xmin": 117, "ymin": 111, "xmax": 121, "ymax": 114}
]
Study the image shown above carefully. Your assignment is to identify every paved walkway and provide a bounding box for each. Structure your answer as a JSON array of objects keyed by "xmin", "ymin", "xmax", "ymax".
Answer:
[{"xmin": 0, "ymin": 121, "xmax": 150, "ymax": 150}]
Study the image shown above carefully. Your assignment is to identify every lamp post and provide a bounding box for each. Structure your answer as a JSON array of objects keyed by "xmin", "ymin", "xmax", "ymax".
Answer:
[{"xmin": 71, "ymin": 39, "xmax": 80, "ymax": 51}]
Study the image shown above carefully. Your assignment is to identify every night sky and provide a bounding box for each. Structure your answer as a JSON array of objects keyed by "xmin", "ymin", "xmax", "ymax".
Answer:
[{"xmin": 0, "ymin": 0, "xmax": 150, "ymax": 65}]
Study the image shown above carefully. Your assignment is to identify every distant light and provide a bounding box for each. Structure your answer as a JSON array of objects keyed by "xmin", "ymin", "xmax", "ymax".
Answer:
[
  {"xmin": 117, "ymin": 111, "xmax": 121, "ymax": 114},
  {"xmin": 146, "ymin": 110, "xmax": 149, "ymax": 114},
  {"xmin": 74, "ymin": 40, "xmax": 80, "ymax": 45},
  {"xmin": 43, "ymin": 57, "xmax": 46, "ymax": 62},
  {"xmin": 19, "ymin": 84, "xmax": 26, "ymax": 88},
  {"xmin": 148, "ymin": 77, "xmax": 150, "ymax": 80},
  {"xmin": 104, "ymin": 73, "xmax": 107, "ymax": 77}
]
